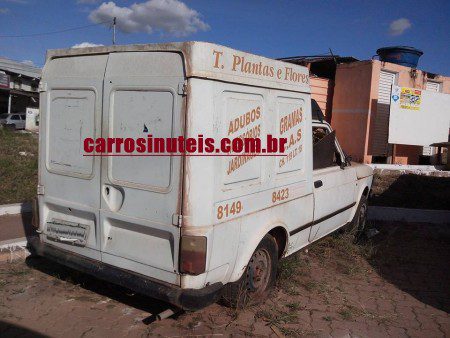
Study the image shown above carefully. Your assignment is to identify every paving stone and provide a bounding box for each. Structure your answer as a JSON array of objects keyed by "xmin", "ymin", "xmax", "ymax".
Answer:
[{"xmin": 0, "ymin": 222, "xmax": 448, "ymax": 337}]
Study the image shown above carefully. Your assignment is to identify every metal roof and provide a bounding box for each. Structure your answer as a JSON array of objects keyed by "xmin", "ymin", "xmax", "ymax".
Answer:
[
  {"xmin": 0, "ymin": 57, "xmax": 41, "ymax": 79},
  {"xmin": 277, "ymin": 55, "xmax": 358, "ymax": 64},
  {"xmin": 278, "ymin": 55, "xmax": 359, "ymax": 79}
]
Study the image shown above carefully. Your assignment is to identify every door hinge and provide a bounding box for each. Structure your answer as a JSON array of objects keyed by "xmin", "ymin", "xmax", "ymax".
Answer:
[
  {"xmin": 38, "ymin": 81, "xmax": 47, "ymax": 93},
  {"xmin": 172, "ymin": 214, "xmax": 183, "ymax": 227},
  {"xmin": 37, "ymin": 184, "xmax": 45, "ymax": 195},
  {"xmin": 178, "ymin": 81, "xmax": 187, "ymax": 96}
]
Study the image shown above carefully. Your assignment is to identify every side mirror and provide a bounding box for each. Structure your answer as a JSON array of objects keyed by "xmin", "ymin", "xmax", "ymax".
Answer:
[{"xmin": 340, "ymin": 154, "xmax": 351, "ymax": 169}]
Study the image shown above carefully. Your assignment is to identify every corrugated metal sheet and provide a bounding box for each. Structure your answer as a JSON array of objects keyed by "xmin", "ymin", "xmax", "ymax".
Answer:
[
  {"xmin": 0, "ymin": 57, "xmax": 41, "ymax": 78},
  {"xmin": 372, "ymin": 70, "xmax": 396, "ymax": 155}
]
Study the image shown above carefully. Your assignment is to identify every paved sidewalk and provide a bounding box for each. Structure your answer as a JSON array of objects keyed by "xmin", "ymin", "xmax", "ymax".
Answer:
[
  {"xmin": 0, "ymin": 222, "xmax": 449, "ymax": 337},
  {"xmin": 0, "ymin": 213, "xmax": 33, "ymax": 243}
]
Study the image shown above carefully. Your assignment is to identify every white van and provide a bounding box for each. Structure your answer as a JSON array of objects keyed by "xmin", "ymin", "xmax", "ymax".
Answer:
[{"xmin": 31, "ymin": 42, "xmax": 373, "ymax": 310}]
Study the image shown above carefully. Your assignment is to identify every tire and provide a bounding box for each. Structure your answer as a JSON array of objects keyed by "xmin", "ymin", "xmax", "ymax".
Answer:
[
  {"xmin": 221, "ymin": 234, "xmax": 278, "ymax": 308},
  {"xmin": 348, "ymin": 195, "xmax": 368, "ymax": 241}
]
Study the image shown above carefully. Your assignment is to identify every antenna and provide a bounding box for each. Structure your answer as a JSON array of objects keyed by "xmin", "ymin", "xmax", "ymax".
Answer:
[
  {"xmin": 329, "ymin": 48, "xmax": 337, "ymax": 65},
  {"xmin": 112, "ymin": 17, "xmax": 116, "ymax": 45}
]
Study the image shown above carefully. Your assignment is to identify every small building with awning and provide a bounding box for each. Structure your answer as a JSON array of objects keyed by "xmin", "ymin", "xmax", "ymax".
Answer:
[{"xmin": 0, "ymin": 57, "xmax": 41, "ymax": 116}]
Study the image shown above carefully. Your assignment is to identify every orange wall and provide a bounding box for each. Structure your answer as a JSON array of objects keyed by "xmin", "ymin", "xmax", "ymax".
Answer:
[
  {"xmin": 331, "ymin": 61, "xmax": 373, "ymax": 163},
  {"xmin": 372, "ymin": 61, "xmax": 450, "ymax": 164},
  {"xmin": 310, "ymin": 77, "xmax": 333, "ymax": 122},
  {"xmin": 331, "ymin": 59, "xmax": 450, "ymax": 164},
  {"xmin": 375, "ymin": 61, "xmax": 450, "ymax": 91}
]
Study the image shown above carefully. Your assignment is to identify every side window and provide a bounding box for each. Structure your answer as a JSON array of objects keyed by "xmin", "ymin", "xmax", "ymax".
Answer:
[
  {"xmin": 11, "ymin": 115, "xmax": 20, "ymax": 120},
  {"xmin": 312, "ymin": 126, "xmax": 343, "ymax": 170}
]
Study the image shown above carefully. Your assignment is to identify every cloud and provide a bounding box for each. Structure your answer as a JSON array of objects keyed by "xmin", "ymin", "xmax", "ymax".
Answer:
[
  {"xmin": 0, "ymin": 8, "xmax": 10, "ymax": 14},
  {"xmin": 389, "ymin": 18, "xmax": 412, "ymax": 36},
  {"xmin": 89, "ymin": 0, "xmax": 209, "ymax": 37},
  {"xmin": 21, "ymin": 60, "xmax": 35, "ymax": 66},
  {"xmin": 72, "ymin": 42, "xmax": 104, "ymax": 48}
]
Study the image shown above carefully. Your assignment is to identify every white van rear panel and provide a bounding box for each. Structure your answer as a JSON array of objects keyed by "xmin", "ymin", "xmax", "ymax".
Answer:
[{"xmin": 39, "ymin": 51, "xmax": 185, "ymax": 284}]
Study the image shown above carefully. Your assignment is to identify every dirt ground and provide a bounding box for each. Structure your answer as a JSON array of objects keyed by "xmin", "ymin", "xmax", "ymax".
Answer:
[{"xmin": 0, "ymin": 222, "xmax": 449, "ymax": 337}]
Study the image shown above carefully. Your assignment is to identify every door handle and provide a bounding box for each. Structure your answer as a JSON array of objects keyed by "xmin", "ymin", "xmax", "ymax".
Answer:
[
  {"xmin": 314, "ymin": 180, "xmax": 323, "ymax": 188},
  {"xmin": 103, "ymin": 185, "xmax": 124, "ymax": 212}
]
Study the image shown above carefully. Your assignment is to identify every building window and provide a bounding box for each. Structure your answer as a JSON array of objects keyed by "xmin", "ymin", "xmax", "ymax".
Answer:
[{"xmin": 426, "ymin": 81, "xmax": 441, "ymax": 93}]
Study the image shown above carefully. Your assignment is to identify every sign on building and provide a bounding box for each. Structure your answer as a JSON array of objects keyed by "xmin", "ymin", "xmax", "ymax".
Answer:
[
  {"xmin": 25, "ymin": 107, "xmax": 39, "ymax": 132},
  {"xmin": 388, "ymin": 85, "xmax": 450, "ymax": 146},
  {"xmin": 0, "ymin": 73, "xmax": 10, "ymax": 88}
]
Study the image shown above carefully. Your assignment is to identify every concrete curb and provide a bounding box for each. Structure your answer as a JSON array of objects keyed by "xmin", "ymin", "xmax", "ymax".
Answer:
[
  {"xmin": 368, "ymin": 206, "xmax": 450, "ymax": 224},
  {"xmin": 0, "ymin": 238, "xmax": 30, "ymax": 263},
  {"xmin": 0, "ymin": 202, "xmax": 32, "ymax": 216}
]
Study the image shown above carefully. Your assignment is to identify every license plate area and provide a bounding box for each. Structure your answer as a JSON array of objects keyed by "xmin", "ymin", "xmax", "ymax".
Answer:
[{"xmin": 46, "ymin": 219, "xmax": 89, "ymax": 246}]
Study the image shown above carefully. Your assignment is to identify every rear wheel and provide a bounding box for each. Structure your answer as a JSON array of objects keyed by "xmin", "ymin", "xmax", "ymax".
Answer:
[{"xmin": 221, "ymin": 234, "xmax": 278, "ymax": 308}]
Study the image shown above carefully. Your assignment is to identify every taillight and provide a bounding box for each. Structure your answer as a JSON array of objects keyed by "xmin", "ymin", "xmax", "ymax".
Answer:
[{"xmin": 179, "ymin": 236, "xmax": 207, "ymax": 275}]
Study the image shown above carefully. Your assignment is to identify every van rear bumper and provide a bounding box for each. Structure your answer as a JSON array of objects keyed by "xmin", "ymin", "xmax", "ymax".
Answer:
[{"xmin": 29, "ymin": 237, "xmax": 223, "ymax": 311}]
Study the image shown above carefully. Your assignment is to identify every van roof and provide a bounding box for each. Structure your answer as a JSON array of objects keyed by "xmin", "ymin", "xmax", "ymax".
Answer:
[{"xmin": 46, "ymin": 41, "xmax": 310, "ymax": 93}]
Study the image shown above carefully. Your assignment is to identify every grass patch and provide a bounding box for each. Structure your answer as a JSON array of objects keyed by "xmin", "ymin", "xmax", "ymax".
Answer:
[
  {"xmin": 285, "ymin": 302, "xmax": 302, "ymax": 311},
  {"xmin": 0, "ymin": 265, "xmax": 31, "ymax": 277},
  {"xmin": 338, "ymin": 308, "xmax": 353, "ymax": 320},
  {"xmin": 277, "ymin": 252, "xmax": 310, "ymax": 294},
  {"xmin": 308, "ymin": 232, "xmax": 377, "ymax": 278},
  {"xmin": 256, "ymin": 307, "xmax": 298, "ymax": 326},
  {"xmin": 370, "ymin": 171, "xmax": 450, "ymax": 210},
  {"xmin": 0, "ymin": 279, "xmax": 8, "ymax": 290},
  {"xmin": 0, "ymin": 128, "xmax": 38, "ymax": 204}
]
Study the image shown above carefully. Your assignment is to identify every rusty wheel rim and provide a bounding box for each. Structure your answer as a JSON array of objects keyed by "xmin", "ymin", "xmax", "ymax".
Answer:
[{"xmin": 247, "ymin": 248, "xmax": 271, "ymax": 297}]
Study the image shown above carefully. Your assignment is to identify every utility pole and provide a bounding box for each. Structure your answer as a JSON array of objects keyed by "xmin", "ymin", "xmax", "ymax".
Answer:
[{"xmin": 112, "ymin": 17, "xmax": 116, "ymax": 45}]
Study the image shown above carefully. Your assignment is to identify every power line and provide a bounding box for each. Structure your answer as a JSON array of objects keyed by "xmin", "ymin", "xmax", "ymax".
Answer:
[{"xmin": 0, "ymin": 20, "xmax": 112, "ymax": 38}]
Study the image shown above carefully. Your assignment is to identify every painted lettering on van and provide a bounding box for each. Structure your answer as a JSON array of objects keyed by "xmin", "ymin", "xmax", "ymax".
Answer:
[
  {"xmin": 278, "ymin": 107, "xmax": 304, "ymax": 169},
  {"xmin": 231, "ymin": 55, "xmax": 275, "ymax": 78},
  {"xmin": 212, "ymin": 49, "xmax": 310, "ymax": 85},
  {"xmin": 280, "ymin": 107, "xmax": 303, "ymax": 135},
  {"xmin": 279, "ymin": 144, "xmax": 303, "ymax": 169},
  {"xmin": 228, "ymin": 106, "xmax": 261, "ymax": 135},
  {"xmin": 226, "ymin": 105, "xmax": 262, "ymax": 175},
  {"xmin": 227, "ymin": 154, "xmax": 257, "ymax": 176}
]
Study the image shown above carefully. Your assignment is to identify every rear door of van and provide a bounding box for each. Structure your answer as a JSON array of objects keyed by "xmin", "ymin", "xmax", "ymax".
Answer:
[
  {"xmin": 99, "ymin": 52, "xmax": 185, "ymax": 285},
  {"xmin": 40, "ymin": 52, "xmax": 185, "ymax": 285},
  {"xmin": 40, "ymin": 55, "xmax": 107, "ymax": 261}
]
